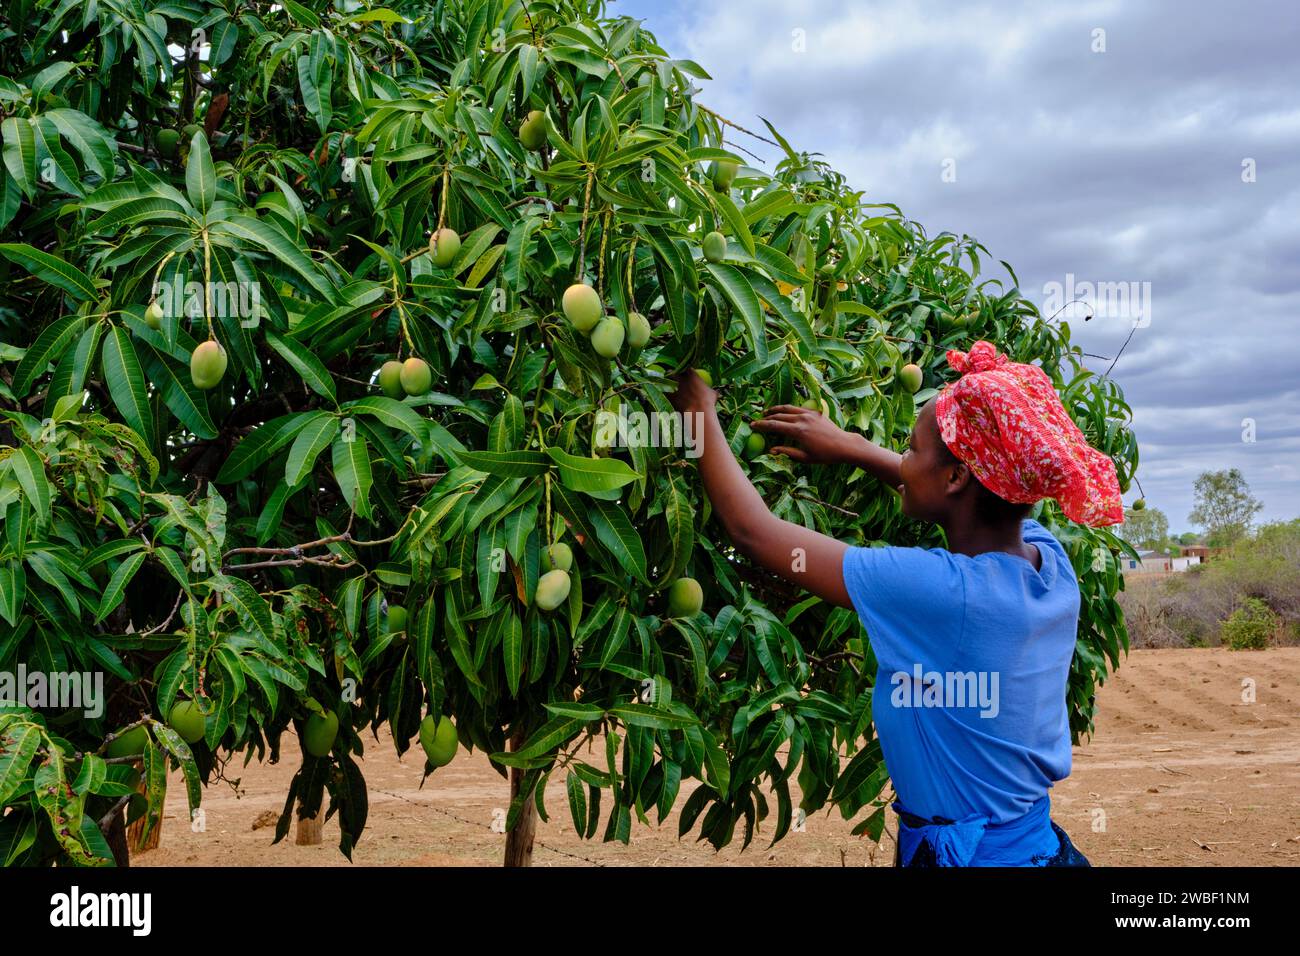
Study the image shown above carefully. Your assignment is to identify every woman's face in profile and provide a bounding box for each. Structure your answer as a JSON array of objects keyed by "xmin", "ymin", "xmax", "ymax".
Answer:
[{"xmin": 898, "ymin": 399, "xmax": 951, "ymax": 522}]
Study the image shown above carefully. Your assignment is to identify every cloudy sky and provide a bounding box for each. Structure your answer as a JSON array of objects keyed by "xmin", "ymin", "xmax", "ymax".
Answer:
[{"xmin": 615, "ymin": 0, "xmax": 1299, "ymax": 531}]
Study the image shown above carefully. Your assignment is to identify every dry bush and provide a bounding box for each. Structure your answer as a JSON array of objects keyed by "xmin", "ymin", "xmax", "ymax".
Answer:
[{"xmin": 1116, "ymin": 520, "xmax": 1300, "ymax": 649}]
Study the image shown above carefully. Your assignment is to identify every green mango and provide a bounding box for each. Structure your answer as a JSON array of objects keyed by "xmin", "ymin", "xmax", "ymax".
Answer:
[
  {"xmin": 667, "ymin": 577, "xmax": 703, "ymax": 617},
  {"xmin": 591, "ymin": 317, "xmax": 625, "ymax": 358},
  {"xmin": 429, "ymin": 227, "xmax": 460, "ymax": 267},
  {"xmin": 190, "ymin": 340, "xmax": 228, "ymax": 390},
  {"xmin": 419, "ymin": 715, "xmax": 458, "ymax": 766},
  {"xmin": 562, "ymin": 283, "xmax": 602, "ymax": 333},
  {"xmin": 400, "ymin": 357, "xmax": 432, "ymax": 395},
  {"xmin": 627, "ymin": 311, "xmax": 651, "ymax": 349},
  {"xmin": 519, "ymin": 110, "xmax": 546, "ymax": 150},
  {"xmin": 304, "ymin": 711, "xmax": 339, "ymax": 758},
  {"xmin": 536, "ymin": 569, "xmax": 571, "ymax": 611},
  {"xmin": 543, "ymin": 542, "xmax": 573, "ymax": 572},
  {"xmin": 378, "ymin": 360, "xmax": 405, "ymax": 398},
  {"xmin": 702, "ymin": 231, "xmax": 727, "ymax": 263},
  {"xmin": 167, "ymin": 700, "xmax": 206, "ymax": 744}
]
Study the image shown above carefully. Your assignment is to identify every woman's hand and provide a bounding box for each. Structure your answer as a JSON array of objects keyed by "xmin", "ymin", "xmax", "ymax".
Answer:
[
  {"xmin": 667, "ymin": 369, "xmax": 718, "ymax": 413},
  {"xmin": 751, "ymin": 404, "xmax": 859, "ymax": 464}
]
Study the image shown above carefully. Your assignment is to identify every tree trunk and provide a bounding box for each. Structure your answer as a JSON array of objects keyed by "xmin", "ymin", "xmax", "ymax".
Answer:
[
  {"xmin": 104, "ymin": 806, "xmax": 131, "ymax": 867},
  {"xmin": 126, "ymin": 762, "xmax": 161, "ymax": 854},
  {"xmin": 502, "ymin": 726, "xmax": 537, "ymax": 867},
  {"xmin": 295, "ymin": 803, "xmax": 323, "ymax": 845}
]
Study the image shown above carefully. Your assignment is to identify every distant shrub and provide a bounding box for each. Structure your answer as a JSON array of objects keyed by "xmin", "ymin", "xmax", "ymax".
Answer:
[
  {"xmin": 1117, "ymin": 521, "xmax": 1300, "ymax": 649},
  {"xmin": 1221, "ymin": 597, "xmax": 1279, "ymax": 650}
]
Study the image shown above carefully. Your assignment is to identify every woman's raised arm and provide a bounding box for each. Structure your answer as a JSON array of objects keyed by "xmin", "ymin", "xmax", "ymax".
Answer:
[{"xmin": 668, "ymin": 372, "xmax": 853, "ymax": 609}]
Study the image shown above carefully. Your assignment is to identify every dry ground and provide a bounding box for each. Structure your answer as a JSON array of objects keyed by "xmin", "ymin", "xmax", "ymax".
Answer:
[{"xmin": 136, "ymin": 646, "xmax": 1300, "ymax": 867}]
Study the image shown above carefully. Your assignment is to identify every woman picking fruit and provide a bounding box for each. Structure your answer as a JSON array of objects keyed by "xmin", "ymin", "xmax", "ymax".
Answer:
[{"xmin": 668, "ymin": 340, "xmax": 1123, "ymax": 866}]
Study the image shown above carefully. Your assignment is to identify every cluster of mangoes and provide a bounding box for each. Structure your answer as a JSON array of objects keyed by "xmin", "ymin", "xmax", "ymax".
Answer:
[
  {"xmin": 560, "ymin": 282, "xmax": 651, "ymax": 359},
  {"xmin": 367, "ymin": 226, "xmax": 466, "ymax": 397},
  {"xmin": 533, "ymin": 541, "xmax": 702, "ymax": 620},
  {"xmin": 155, "ymin": 123, "xmax": 202, "ymax": 159},
  {"xmin": 535, "ymin": 541, "xmax": 575, "ymax": 610},
  {"xmin": 378, "ymin": 357, "xmax": 432, "ymax": 398}
]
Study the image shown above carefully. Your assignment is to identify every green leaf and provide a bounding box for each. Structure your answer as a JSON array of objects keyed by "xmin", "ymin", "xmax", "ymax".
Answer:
[
  {"xmin": 343, "ymin": 9, "xmax": 409, "ymax": 24},
  {"xmin": 332, "ymin": 434, "xmax": 373, "ymax": 518},
  {"xmin": 211, "ymin": 574, "xmax": 275, "ymax": 642},
  {"xmin": 566, "ymin": 771, "xmax": 587, "ymax": 836},
  {"xmin": 32, "ymin": 117, "xmax": 82, "ymax": 196},
  {"xmin": 44, "ymin": 108, "xmax": 115, "ymax": 182},
  {"xmin": 0, "ymin": 723, "xmax": 39, "ymax": 806},
  {"xmin": 266, "ymin": 330, "xmax": 337, "ymax": 403},
  {"xmin": 141, "ymin": 343, "xmax": 218, "ymax": 440},
  {"xmin": 26, "ymin": 550, "xmax": 80, "ymax": 615},
  {"xmin": 10, "ymin": 446, "xmax": 51, "ymax": 527},
  {"xmin": 455, "ymin": 449, "xmax": 550, "ymax": 477},
  {"xmin": 10, "ymin": 314, "xmax": 85, "ymax": 395},
  {"xmin": 155, "ymin": 548, "xmax": 193, "ymax": 594},
  {"xmin": 214, "ymin": 214, "xmax": 333, "ymax": 299},
  {"xmin": 701, "ymin": 730, "xmax": 731, "ymax": 797},
  {"xmin": 704, "ymin": 263, "xmax": 767, "ymax": 362},
  {"xmin": 58, "ymin": 319, "xmax": 105, "ymax": 402},
  {"xmin": 184, "ymin": 130, "xmax": 216, "ymax": 213},
  {"xmin": 710, "ymin": 188, "xmax": 756, "ymax": 256},
  {"xmin": 34, "ymin": 752, "xmax": 103, "ymax": 864},
  {"xmin": 80, "ymin": 539, "xmax": 145, "ymax": 570},
  {"xmin": 742, "ymin": 187, "xmax": 795, "ymax": 225},
  {"xmin": 546, "ymin": 446, "xmax": 640, "ymax": 493},
  {"xmin": 0, "ymin": 117, "xmax": 37, "ymax": 198},
  {"xmin": 284, "ymin": 412, "xmax": 339, "ymax": 487},
  {"xmin": 95, "ymin": 551, "xmax": 147, "ymax": 623},
  {"xmin": 297, "ymin": 54, "xmax": 332, "ymax": 134},
  {"xmin": 657, "ymin": 475, "xmax": 695, "ymax": 587},
  {"xmin": 0, "ymin": 243, "xmax": 97, "ymax": 301},
  {"xmin": 502, "ymin": 609, "xmax": 523, "ymax": 695},
  {"xmin": 446, "ymin": 223, "xmax": 501, "ymax": 276},
  {"xmin": 0, "ymin": 562, "xmax": 26, "ymax": 626},
  {"xmin": 339, "ymin": 396, "xmax": 427, "ymax": 440},
  {"xmin": 216, "ymin": 412, "xmax": 318, "ymax": 483},
  {"xmin": 830, "ymin": 740, "xmax": 883, "ymax": 802},
  {"xmin": 587, "ymin": 499, "xmax": 648, "ymax": 584},
  {"xmin": 281, "ymin": 0, "xmax": 322, "ymax": 28},
  {"xmin": 609, "ymin": 704, "xmax": 700, "ymax": 730},
  {"xmin": 101, "ymin": 327, "xmax": 156, "ymax": 451},
  {"xmin": 507, "ymin": 715, "xmax": 592, "ymax": 761}
]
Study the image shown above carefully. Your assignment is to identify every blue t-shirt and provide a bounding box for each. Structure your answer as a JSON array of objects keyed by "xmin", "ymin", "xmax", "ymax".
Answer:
[{"xmin": 841, "ymin": 519, "xmax": 1080, "ymax": 829}]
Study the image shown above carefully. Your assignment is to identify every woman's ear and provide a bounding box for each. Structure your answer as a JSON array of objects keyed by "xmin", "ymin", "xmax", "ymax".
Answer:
[{"xmin": 944, "ymin": 459, "xmax": 976, "ymax": 495}]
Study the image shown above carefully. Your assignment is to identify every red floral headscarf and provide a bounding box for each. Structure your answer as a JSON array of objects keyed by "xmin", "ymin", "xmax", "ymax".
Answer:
[{"xmin": 933, "ymin": 340, "xmax": 1124, "ymax": 527}]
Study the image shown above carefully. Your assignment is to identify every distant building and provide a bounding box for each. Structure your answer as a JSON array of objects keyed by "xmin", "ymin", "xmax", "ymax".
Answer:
[{"xmin": 1120, "ymin": 550, "xmax": 1203, "ymax": 575}]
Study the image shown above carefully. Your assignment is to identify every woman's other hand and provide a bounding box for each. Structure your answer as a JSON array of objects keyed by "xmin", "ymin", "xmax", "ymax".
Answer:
[
  {"xmin": 668, "ymin": 369, "xmax": 718, "ymax": 413},
  {"xmin": 752, "ymin": 404, "xmax": 857, "ymax": 464}
]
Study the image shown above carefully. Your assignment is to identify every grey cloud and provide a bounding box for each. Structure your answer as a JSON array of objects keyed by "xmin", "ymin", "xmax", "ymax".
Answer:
[{"xmin": 620, "ymin": 0, "xmax": 1300, "ymax": 525}]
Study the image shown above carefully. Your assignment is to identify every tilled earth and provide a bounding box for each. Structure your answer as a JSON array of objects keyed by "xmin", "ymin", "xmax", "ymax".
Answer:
[{"xmin": 137, "ymin": 646, "xmax": 1300, "ymax": 867}]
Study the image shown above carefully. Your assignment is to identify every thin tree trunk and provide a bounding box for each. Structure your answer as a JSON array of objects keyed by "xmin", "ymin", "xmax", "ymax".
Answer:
[
  {"xmin": 296, "ymin": 803, "xmax": 323, "ymax": 845},
  {"xmin": 104, "ymin": 807, "xmax": 131, "ymax": 867},
  {"xmin": 126, "ymin": 761, "xmax": 161, "ymax": 854},
  {"xmin": 503, "ymin": 726, "xmax": 537, "ymax": 867}
]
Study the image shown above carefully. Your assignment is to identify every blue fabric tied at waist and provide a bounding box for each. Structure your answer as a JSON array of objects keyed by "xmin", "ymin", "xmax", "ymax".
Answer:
[{"xmin": 894, "ymin": 793, "xmax": 1062, "ymax": 867}]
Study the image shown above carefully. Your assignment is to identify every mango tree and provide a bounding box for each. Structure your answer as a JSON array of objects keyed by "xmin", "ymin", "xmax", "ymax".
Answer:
[{"xmin": 0, "ymin": 0, "xmax": 1138, "ymax": 865}]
